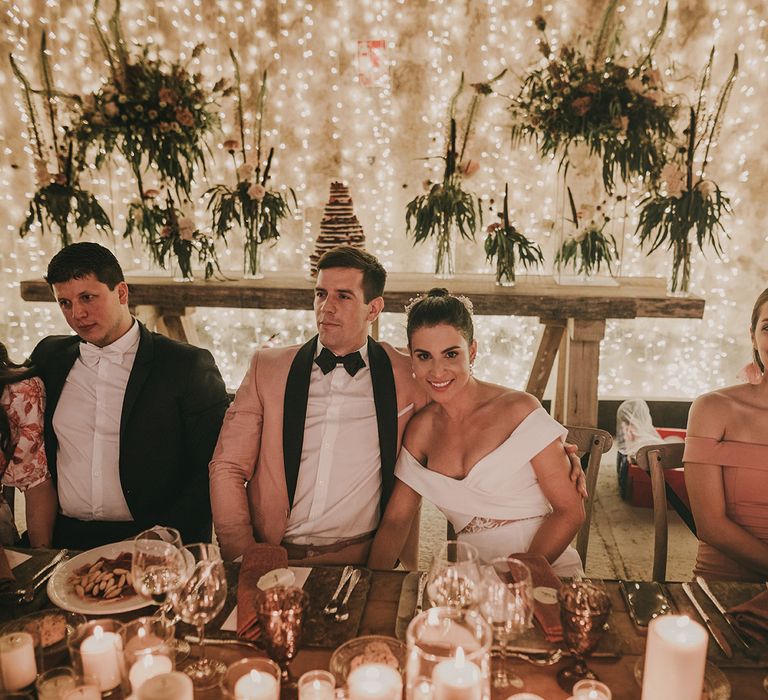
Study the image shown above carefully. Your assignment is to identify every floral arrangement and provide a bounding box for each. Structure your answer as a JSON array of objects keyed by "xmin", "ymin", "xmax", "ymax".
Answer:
[
  {"xmin": 406, "ymin": 72, "xmax": 504, "ymax": 277},
  {"xmin": 555, "ymin": 188, "xmax": 619, "ymax": 277},
  {"xmin": 11, "ymin": 34, "xmax": 111, "ymax": 248},
  {"xmin": 484, "ymin": 184, "xmax": 543, "ymax": 285},
  {"xmin": 206, "ymin": 53, "xmax": 295, "ymax": 278},
  {"xmin": 509, "ymin": 2, "xmax": 677, "ymax": 193},
  {"xmin": 125, "ymin": 193, "xmax": 219, "ymax": 281},
  {"xmin": 636, "ymin": 50, "xmax": 737, "ymax": 293}
]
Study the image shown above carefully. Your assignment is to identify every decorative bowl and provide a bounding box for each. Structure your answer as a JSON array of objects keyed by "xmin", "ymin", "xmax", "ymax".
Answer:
[
  {"xmin": 0, "ymin": 609, "xmax": 86, "ymax": 668},
  {"xmin": 329, "ymin": 634, "xmax": 406, "ymax": 686}
]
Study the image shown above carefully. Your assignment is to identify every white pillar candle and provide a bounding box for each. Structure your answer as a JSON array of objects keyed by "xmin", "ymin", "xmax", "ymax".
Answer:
[
  {"xmin": 137, "ymin": 672, "xmax": 194, "ymax": 700},
  {"xmin": 0, "ymin": 631, "xmax": 37, "ymax": 691},
  {"xmin": 431, "ymin": 648, "xmax": 481, "ymax": 700},
  {"xmin": 129, "ymin": 654, "xmax": 173, "ymax": 692},
  {"xmin": 347, "ymin": 663, "xmax": 403, "ymax": 700},
  {"xmin": 641, "ymin": 615, "xmax": 707, "ymax": 700},
  {"xmin": 234, "ymin": 669, "xmax": 280, "ymax": 700},
  {"xmin": 80, "ymin": 625, "xmax": 123, "ymax": 692},
  {"xmin": 62, "ymin": 686, "xmax": 101, "ymax": 700}
]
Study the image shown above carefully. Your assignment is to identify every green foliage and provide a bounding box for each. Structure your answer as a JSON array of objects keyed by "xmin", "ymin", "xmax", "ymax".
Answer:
[
  {"xmin": 484, "ymin": 184, "xmax": 543, "ymax": 284},
  {"xmin": 510, "ymin": 5, "xmax": 676, "ymax": 193}
]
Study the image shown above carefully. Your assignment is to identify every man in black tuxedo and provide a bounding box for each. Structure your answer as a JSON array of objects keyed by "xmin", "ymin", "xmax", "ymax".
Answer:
[{"xmin": 30, "ymin": 243, "xmax": 229, "ymax": 548}]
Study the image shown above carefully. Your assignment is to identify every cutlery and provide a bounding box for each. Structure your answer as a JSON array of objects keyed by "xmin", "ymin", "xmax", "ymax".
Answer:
[
  {"xmin": 696, "ymin": 576, "xmax": 752, "ymax": 651},
  {"xmin": 334, "ymin": 568, "xmax": 362, "ymax": 622},
  {"xmin": 185, "ymin": 635, "xmax": 262, "ymax": 652},
  {"xmin": 682, "ymin": 582, "xmax": 733, "ymax": 658},
  {"xmin": 323, "ymin": 565, "xmax": 354, "ymax": 616},
  {"xmin": 494, "ymin": 648, "xmax": 563, "ymax": 666},
  {"xmin": 413, "ymin": 571, "xmax": 428, "ymax": 616},
  {"xmin": 16, "ymin": 550, "xmax": 69, "ymax": 603},
  {"xmin": 19, "ymin": 564, "xmax": 64, "ymax": 604}
]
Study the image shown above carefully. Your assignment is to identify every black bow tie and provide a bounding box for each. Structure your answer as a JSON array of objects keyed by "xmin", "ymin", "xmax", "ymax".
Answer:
[{"xmin": 314, "ymin": 347, "xmax": 366, "ymax": 377}]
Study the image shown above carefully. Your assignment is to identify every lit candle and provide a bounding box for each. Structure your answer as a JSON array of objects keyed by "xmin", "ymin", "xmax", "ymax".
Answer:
[
  {"xmin": 504, "ymin": 695, "xmax": 545, "ymax": 700},
  {"xmin": 137, "ymin": 672, "xmax": 194, "ymax": 700},
  {"xmin": 641, "ymin": 615, "xmax": 707, "ymax": 700},
  {"xmin": 0, "ymin": 631, "xmax": 37, "ymax": 691},
  {"xmin": 298, "ymin": 670, "xmax": 334, "ymax": 700},
  {"xmin": 37, "ymin": 675, "xmax": 77, "ymax": 700},
  {"xmin": 234, "ymin": 669, "xmax": 280, "ymax": 700},
  {"xmin": 80, "ymin": 625, "xmax": 123, "ymax": 691},
  {"xmin": 62, "ymin": 686, "xmax": 101, "ymax": 700},
  {"xmin": 431, "ymin": 648, "xmax": 481, "ymax": 700},
  {"xmin": 129, "ymin": 654, "xmax": 174, "ymax": 692},
  {"xmin": 347, "ymin": 663, "xmax": 403, "ymax": 700},
  {"xmin": 572, "ymin": 678, "xmax": 612, "ymax": 700}
]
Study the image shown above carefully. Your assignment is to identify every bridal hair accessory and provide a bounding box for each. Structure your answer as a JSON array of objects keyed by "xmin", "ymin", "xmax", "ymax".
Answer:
[{"xmin": 404, "ymin": 292, "xmax": 475, "ymax": 316}]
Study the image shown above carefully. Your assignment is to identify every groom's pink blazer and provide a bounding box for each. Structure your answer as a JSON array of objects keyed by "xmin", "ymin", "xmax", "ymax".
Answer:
[{"xmin": 209, "ymin": 335, "xmax": 427, "ymax": 564}]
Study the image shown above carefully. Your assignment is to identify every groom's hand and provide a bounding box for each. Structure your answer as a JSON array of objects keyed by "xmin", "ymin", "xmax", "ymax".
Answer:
[{"xmin": 564, "ymin": 443, "xmax": 588, "ymax": 499}]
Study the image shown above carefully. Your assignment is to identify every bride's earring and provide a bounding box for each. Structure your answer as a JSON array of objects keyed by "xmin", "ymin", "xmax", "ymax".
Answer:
[
  {"xmin": 469, "ymin": 363, "xmax": 474, "ymax": 376},
  {"xmin": 412, "ymin": 371, "xmax": 416, "ymax": 379}
]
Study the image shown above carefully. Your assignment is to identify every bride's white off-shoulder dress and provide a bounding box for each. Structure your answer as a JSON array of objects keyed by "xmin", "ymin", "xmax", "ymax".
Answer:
[{"xmin": 395, "ymin": 407, "xmax": 584, "ymax": 576}]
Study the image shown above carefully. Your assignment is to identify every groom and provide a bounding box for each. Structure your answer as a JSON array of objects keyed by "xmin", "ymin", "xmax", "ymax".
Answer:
[{"xmin": 209, "ymin": 246, "xmax": 429, "ymax": 567}]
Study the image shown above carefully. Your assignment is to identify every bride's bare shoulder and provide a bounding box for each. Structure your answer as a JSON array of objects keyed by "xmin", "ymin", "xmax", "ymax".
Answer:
[{"xmin": 487, "ymin": 386, "xmax": 542, "ymax": 422}]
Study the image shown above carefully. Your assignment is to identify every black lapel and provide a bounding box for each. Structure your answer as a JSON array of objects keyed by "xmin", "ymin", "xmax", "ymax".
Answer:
[
  {"xmin": 283, "ymin": 336, "xmax": 318, "ymax": 508},
  {"xmin": 42, "ymin": 340, "xmax": 80, "ymax": 481},
  {"xmin": 120, "ymin": 322, "xmax": 153, "ymax": 440},
  {"xmin": 368, "ymin": 337, "xmax": 398, "ymax": 512}
]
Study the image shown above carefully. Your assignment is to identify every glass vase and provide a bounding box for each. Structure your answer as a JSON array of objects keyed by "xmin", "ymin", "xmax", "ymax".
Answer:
[
  {"xmin": 244, "ymin": 239, "xmax": 264, "ymax": 280},
  {"xmin": 669, "ymin": 239, "xmax": 691, "ymax": 296},
  {"xmin": 171, "ymin": 241, "xmax": 195, "ymax": 282},
  {"xmin": 434, "ymin": 225, "xmax": 456, "ymax": 280},
  {"xmin": 405, "ymin": 607, "xmax": 492, "ymax": 700}
]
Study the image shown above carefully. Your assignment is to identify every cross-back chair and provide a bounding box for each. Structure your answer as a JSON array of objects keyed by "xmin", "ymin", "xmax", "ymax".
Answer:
[{"xmin": 634, "ymin": 442, "xmax": 690, "ymax": 581}]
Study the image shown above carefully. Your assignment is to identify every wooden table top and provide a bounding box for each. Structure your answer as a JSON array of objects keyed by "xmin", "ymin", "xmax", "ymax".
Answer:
[
  {"xmin": 3, "ymin": 550, "xmax": 764, "ymax": 699},
  {"xmin": 20, "ymin": 272, "xmax": 705, "ymax": 320}
]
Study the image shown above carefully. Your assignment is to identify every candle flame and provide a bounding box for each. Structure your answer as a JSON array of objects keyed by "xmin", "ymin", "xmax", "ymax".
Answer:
[
  {"xmin": 250, "ymin": 670, "xmax": 264, "ymax": 684},
  {"xmin": 94, "ymin": 625, "xmax": 104, "ymax": 639},
  {"xmin": 455, "ymin": 646, "xmax": 465, "ymax": 666}
]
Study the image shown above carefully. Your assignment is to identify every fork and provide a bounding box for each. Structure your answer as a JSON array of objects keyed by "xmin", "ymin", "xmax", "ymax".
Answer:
[
  {"xmin": 14, "ymin": 549, "xmax": 69, "ymax": 603},
  {"xmin": 323, "ymin": 565, "xmax": 354, "ymax": 616},
  {"xmin": 334, "ymin": 568, "xmax": 362, "ymax": 622}
]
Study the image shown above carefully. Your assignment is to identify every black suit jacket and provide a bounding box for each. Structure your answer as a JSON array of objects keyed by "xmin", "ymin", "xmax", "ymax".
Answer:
[{"xmin": 30, "ymin": 322, "xmax": 229, "ymax": 543}]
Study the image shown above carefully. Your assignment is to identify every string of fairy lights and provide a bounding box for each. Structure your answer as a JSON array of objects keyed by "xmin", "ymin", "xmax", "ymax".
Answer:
[{"xmin": 0, "ymin": 0, "xmax": 764, "ymax": 398}]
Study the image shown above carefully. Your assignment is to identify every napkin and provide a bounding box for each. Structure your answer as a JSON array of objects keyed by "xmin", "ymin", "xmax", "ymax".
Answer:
[
  {"xmin": 726, "ymin": 590, "xmax": 768, "ymax": 645},
  {"xmin": 510, "ymin": 552, "xmax": 563, "ymax": 642},
  {"xmin": 0, "ymin": 545, "xmax": 15, "ymax": 590},
  {"xmin": 236, "ymin": 543, "xmax": 288, "ymax": 641}
]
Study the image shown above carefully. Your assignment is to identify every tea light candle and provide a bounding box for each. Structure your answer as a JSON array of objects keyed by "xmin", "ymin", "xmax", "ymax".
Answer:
[
  {"xmin": 62, "ymin": 686, "xmax": 101, "ymax": 700},
  {"xmin": 298, "ymin": 670, "xmax": 334, "ymax": 700},
  {"xmin": 129, "ymin": 654, "xmax": 173, "ymax": 691},
  {"xmin": 412, "ymin": 678, "xmax": 434, "ymax": 700},
  {"xmin": 37, "ymin": 675, "xmax": 77, "ymax": 700},
  {"xmin": 431, "ymin": 648, "xmax": 482, "ymax": 700},
  {"xmin": 234, "ymin": 669, "xmax": 280, "ymax": 700},
  {"xmin": 347, "ymin": 663, "xmax": 403, "ymax": 700},
  {"xmin": 505, "ymin": 695, "xmax": 545, "ymax": 700},
  {"xmin": 573, "ymin": 678, "xmax": 612, "ymax": 700},
  {"xmin": 0, "ymin": 631, "xmax": 37, "ymax": 691},
  {"xmin": 80, "ymin": 625, "xmax": 123, "ymax": 691},
  {"xmin": 641, "ymin": 615, "xmax": 707, "ymax": 700},
  {"xmin": 137, "ymin": 672, "xmax": 194, "ymax": 700}
]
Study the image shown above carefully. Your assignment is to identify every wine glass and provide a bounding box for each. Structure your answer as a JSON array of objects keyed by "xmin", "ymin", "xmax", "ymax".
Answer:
[
  {"xmin": 426, "ymin": 541, "xmax": 483, "ymax": 611},
  {"xmin": 480, "ymin": 557, "xmax": 534, "ymax": 689},
  {"xmin": 258, "ymin": 586, "xmax": 309, "ymax": 686},
  {"xmin": 132, "ymin": 527, "xmax": 191, "ymax": 659},
  {"xmin": 169, "ymin": 543, "xmax": 228, "ymax": 689},
  {"xmin": 557, "ymin": 580, "xmax": 612, "ymax": 692}
]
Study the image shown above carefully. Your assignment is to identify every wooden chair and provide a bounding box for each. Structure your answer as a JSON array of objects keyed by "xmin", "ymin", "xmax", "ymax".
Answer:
[
  {"xmin": 635, "ymin": 442, "xmax": 689, "ymax": 581},
  {"xmin": 444, "ymin": 425, "xmax": 612, "ymax": 570},
  {"xmin": 565, "ymin": 426, "xmax": 613, "ymax": 567}
]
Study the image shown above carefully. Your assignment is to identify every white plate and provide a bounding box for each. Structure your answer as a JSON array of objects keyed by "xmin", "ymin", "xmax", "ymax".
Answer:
[{"xmin": 47, "ymin": 542, "xmax": 153, "ymax": 616}]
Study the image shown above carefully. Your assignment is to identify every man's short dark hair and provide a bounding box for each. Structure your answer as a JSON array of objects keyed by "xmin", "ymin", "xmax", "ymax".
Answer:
[
  {"xmin": 316, "ymin": 246, "xmax": 386, "ymax": 302},
  {"xmin": 45, "ymin": 242, "xmax": 125, "ymax": 290}
]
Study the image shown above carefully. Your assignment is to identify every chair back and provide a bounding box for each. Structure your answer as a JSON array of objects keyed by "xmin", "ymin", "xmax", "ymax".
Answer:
[
  {"xmin": 564, "ymin": 425, "xmax": 612, "ymax": 567},
  {"xmin": 635, "ymin": 442, "xmax": 685, "ymax": 581}
]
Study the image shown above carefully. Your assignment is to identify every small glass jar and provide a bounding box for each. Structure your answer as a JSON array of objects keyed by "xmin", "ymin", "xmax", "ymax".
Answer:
[
  {"xmin": 67, "ymin": 619, "xmax": 127, "ymax": 696},
  {"xmin": 220, "ymin": 658, "xmax": 281, "ymax": 700}
]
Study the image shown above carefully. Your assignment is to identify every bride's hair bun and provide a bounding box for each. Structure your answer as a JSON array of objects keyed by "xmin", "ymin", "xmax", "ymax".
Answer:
[{"xmin": 405, "ymin": 289, "xmax": 475, "ymax": 345}]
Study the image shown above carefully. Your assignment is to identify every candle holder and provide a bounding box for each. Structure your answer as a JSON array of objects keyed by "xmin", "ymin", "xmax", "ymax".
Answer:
[
  {"xmin": 258, "ymin": 586, "xmax": 308, "ymax": 686},
  {"xmin": 220, "ymin": 658, "xmax": 281, "ymax": 700},
  {"xmin": 405, "ymin": 607, "xmax": 492, "ymax": 700},
  {"xmin": 298, "ymin": 670, "xmax": 335, "ymax": 700},
  {"xmin": 67, "ymin": 619, "xmax": 127, "ymax": 696},
  {"xmin": 1, "ymin": 610, "xmax": 85, "ymax": 671},
  {"xmin": 121, "ymin": 618, "xmax": 176, "ymax": 695},
  {"xmin": 572, "ymin": 678, "xmax": 612, "ymax": 699},
  {"xmin": 347, "ymin": 664, "xmax": 402, "ymax": 700},
  {"xmin": 0, "ymin": 627, "xmax": 41, "ymax": 693},
  {"xmin": 136, "ymin": 671, "xmax": 193, "ymax": 700},
  {"xmin": 35, "ymin": 668, "xmax": 100, "ymax": 700}
]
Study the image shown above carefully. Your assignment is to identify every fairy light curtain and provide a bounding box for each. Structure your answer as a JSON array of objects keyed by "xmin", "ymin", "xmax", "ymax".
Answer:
[{"xmin": 0, "ymin": 0, "xmax": 764, "ymax": 397}]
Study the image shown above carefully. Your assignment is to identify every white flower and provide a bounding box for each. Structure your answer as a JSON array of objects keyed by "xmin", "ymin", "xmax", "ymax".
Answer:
[
  {"xmin": 237, "ymin": 162, "xmax": 255, "ymax": 181},
  {"xmin": 696, "ymin": 180, "xmax": 717, "ymax": 199},
  {"xmin": 177, "ymin": 217, "xmax": 196, "ymax": 241},
  {"xmin": 247, "ymin": 183, "xmax": 266, "ymax": 201},
  {"xmin": 570, "ymin": 228, "xmax": 588, "ymax": 243}
]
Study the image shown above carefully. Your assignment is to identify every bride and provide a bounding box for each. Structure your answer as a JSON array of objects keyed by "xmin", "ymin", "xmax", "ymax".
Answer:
[{"xmin": 367, "ymin": 288, "xmax": 585, "ymax": 575}]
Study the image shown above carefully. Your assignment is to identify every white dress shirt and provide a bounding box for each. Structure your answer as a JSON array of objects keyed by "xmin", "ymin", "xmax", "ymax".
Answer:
[
  {"xmin": 284, "ymin": 341, "xmax": 381, "ymax": 544},
  {"xmin": 53, "ymin": 321, "xmax": 141, "ymax": 521}
]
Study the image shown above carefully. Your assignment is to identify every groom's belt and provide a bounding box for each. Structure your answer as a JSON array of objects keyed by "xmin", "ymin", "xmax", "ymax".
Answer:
[{"xmin": 280, "ymin": 531, "xmax": 375, "ymax": 560}]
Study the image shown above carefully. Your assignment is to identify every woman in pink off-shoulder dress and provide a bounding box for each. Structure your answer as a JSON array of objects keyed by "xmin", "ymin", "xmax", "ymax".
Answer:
[
  {"xmin": 0, "ymin": 341, "xmax": 57, "ymax": 547},
  {"xmin": 684, "ymin": 288, "xmax": 768, "ymax": 581}
]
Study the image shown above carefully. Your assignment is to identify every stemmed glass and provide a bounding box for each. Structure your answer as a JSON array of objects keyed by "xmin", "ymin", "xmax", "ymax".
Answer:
[
  {"xmin": 480, "ymin": 557, "xmax": 534, "ymax": 689},
  {"xmin": 425, "ymin": 541, "xmax": 483, "ymax": 611},
  {"xmin": 257, "ymin": 586, "xmax": 309, "ymax": 686},
  {"xmin": 169, "ymin": 543, "xmax": 228, "ymax": 689},
  {"xmin": 132, "ymin": 527, "xmax": 191, "ymax": 659},
  {"xmin": 557, "ymin": 580, "xmax": 612, "ymax": 691}
]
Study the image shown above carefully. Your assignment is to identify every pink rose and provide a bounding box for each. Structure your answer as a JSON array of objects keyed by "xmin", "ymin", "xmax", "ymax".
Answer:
[
  {"xmin": 571, "ymin": 96, "xmax": 592, "ymax": 117},
  {"xmin": 646, "ymin": 68, "xmax": 662, "ymax": 88},
  {"xmin": 625, "ymin": 77, "xmax": 645, "ymax": 94},
  {"xmin": 696, "ymin": 180, "xmax": 716, "ymax": 199},
  {"xmin": 143, "ymin": 189, "xmax": 160, "ymax": 199},
  {"xmin": 247, "ymin": 183, "xmax": 266, "ymax": 201},
  {"xmin": 159, "ymin": 122, "xmax": 172, "ymax": 134},
  {"xmin": 459, "ymin": 160, "xmax": 480, "ymax": 178},
  {"xmin": 223, "ymin": 139, "xmax": 240, "ymax": 153},
  {"xmin": 175, "ymin": 107, "xmax": 194, "ymax": 127},
  {"xmin": 486, "ymin": 222, "xmax": 502, "ymax": 234},
  {"xmin": 237, "ymin": 162, "xmax": 255, "ymax": 181},
  {"xmin": 159, "ymin": 225, "xmax": 172, "ymax": 238},
  {"xmin": 104, "ymin": 102, "xmax": 119, "ymax": 118},
  {"xmin": 158, "ymin": 88, "xmax": 178, "ymax": 105},
  {"xmin": 612, "ymin": 115, "xmax": 629, "ymax": 134},
  {"xmin": 177, "ymin": 217, "xmax": 196, "ymax": 241},
  {"xmin": 661, "ymin": 163, "xmax": 686, "ymax": 199}
]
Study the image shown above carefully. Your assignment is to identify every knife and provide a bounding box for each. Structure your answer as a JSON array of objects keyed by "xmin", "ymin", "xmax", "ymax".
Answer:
[
  {"xmin": 695, "ymin": 576, "xmax": 752, "ymax": 650},
  {"xmin": 682, "ymin": 582, "xmax": 733, "ymax": 658}
]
